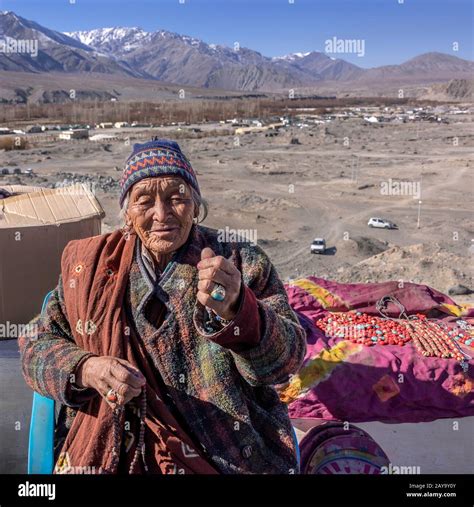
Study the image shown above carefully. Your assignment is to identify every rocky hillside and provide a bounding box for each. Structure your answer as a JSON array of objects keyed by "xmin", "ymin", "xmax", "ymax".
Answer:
[{"xmin": 420, "ymin": 79, "xmax": 474, "ymax": 101}]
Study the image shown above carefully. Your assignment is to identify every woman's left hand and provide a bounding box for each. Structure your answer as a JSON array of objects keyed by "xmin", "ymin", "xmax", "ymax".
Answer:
[{"xmin": 197, "ymin": 247, "xmax": 242, "ymax": 321}]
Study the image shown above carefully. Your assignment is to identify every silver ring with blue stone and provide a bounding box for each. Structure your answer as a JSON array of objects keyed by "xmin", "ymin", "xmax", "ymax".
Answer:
[{"xmin": 210, "ymin": 283, "xmax": 226, "ymax": 302}]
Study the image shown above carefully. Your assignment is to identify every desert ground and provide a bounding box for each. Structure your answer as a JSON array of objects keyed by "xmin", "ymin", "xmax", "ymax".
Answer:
[
  {"xmin": 1, "ymin": 111, "xmax": 473, "ymax": 300},
  {"xmin": 1, "ymin": 106, "xmax": 473, "ymax": 474}
]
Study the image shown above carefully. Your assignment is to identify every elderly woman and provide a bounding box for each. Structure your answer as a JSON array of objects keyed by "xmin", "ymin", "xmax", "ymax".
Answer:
[{"xmin": 19, "ymin": 139, "xmax": 307, "ymax": 475}]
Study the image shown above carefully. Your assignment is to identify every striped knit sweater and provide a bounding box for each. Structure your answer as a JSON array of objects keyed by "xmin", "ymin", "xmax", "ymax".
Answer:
[{"xmin": 19, "ymin": 224, "xmax": 307, "ymax": 473}]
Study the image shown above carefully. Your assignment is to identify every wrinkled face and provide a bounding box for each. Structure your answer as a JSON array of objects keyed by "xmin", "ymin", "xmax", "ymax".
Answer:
[{"xmin": 125, "ymin": 176, "xmax": 196, "ymax": 254}]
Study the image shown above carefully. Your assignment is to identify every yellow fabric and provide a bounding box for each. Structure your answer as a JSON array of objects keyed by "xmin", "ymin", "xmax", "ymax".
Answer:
[
  {"xmin": 291, "ymin": 279, "xmax": 349, "ymax": 311},
  {"xmin": 438, "ymin": 302, "xmax": 473, "ymax": 317},
  {"xmin": 279, "ymin": 340, "xmax": 361, "ymax": 404}
]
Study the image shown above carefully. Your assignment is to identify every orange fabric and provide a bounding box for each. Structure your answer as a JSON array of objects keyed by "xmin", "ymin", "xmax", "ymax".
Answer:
[
  {"xmin": 56, "ymin": 231, "xmax": 134, "ymax": 473},
  {"xmin": 56, "ymin": 231, "xmax": 217, "ymax": 474}
]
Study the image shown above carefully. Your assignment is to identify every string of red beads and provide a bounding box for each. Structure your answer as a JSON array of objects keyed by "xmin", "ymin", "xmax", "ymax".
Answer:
[{"xmin": 316, "ymin": 310, "xmax": 472, "ymax": 366}]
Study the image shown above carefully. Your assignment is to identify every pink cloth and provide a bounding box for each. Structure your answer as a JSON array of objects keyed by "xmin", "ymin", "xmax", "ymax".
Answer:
[{"xmin": 281, "ymin": 277, "xmax": 474, "ymax": 423}]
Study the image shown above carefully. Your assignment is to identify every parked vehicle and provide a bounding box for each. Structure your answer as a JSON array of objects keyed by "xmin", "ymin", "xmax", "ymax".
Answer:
[
  {"xmin": 27, "ymin": 126, "xmax": 43, "ymax": 134},
  {"xmin": 310, "ymin": 238, "xmax": 326, "ymax": 254},
  {"xmin": 368, "ymin": 217, "xmax": 397, "ymax": 229}
]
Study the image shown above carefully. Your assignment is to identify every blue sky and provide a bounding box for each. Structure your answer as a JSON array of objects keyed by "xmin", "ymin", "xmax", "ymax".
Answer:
[{"xmin": 1, "ymin": 0, "xmax": 472, "ymax": 67}]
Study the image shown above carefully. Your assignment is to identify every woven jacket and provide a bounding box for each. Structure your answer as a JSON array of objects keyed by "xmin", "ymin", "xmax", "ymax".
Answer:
[{"xmin": 19, "ymin": 224, "xmax": 307, "ymax": 474}]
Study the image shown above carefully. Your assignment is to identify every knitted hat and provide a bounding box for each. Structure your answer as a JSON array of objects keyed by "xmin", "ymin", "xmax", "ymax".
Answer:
[{"xmin": 119, "ymin": 138, "xmax": 200, "ymax": 206}]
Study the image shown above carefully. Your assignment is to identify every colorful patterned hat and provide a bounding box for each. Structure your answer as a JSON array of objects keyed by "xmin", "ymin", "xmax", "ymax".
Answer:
[{"xmin": 119, "ymin": 139, "xmax": 200, "ymax": 206}]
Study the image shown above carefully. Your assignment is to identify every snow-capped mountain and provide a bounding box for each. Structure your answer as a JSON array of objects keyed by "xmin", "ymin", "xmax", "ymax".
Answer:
[
  {"xmin": 65, "ymin": 25, "xmax": 321, "ymax": 90},
  {"xmin": 67, "ymin": 25, "xmax": 265, "ymax": 62},
  {"xmin": 272, "ymin": 51, "xmax": 312, "ymax": 61},
  {"xmin": 272, "ymin": 50, "xmax": 364, "ymax": 80},
  {"xmin": 0, "ymin": 10, "xmax": 90, "ymax": 51},
  {"xmin": 0, "ymin": 11, "xmax": 144, "ymax": 77},
  {"xmin": 293, "ymin": 51, "xmax": 365, "ymax": 81},
  {"xmin": 64, "ymin": 25, "xmax": 369, "ymax": 88},
  {"xmin": 65, "ymin": 27, "xmax": 151, "ymax": 55},
  {"xmin": 1, "ymin": 11, "xmax": 473, "ymax": 92}
]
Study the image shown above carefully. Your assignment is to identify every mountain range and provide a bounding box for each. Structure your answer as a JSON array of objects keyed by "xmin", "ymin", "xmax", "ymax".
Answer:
[{"xmin": 0, "ymin": 10, "xmax": 473, "ymax": 93}]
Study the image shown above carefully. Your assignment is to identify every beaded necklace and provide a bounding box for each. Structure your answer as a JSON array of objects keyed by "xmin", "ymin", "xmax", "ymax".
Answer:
[
  {"xmin": 316, "ymin": 296, "xmax": 472, "ymax": 372},
  {"xmin": 110, "ymin": 385, "xmax": 148, "ymax": 474}
]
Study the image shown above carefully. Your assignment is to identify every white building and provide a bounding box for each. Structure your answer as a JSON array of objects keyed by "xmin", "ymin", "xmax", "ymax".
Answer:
[{"xmin": 58, "ymin": 129, "xmax": 89, "ymax": 140}]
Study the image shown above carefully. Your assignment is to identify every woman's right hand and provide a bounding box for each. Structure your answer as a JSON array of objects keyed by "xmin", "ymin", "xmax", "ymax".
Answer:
[{"xmin": 75, "ymin": 356, "xmax": 146, "ymax": 408}]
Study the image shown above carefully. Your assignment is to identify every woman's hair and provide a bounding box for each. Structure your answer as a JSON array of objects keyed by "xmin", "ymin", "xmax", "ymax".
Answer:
[{"xmin": 118, "ymin": 184, "xmax": 208, "ymax": 226}]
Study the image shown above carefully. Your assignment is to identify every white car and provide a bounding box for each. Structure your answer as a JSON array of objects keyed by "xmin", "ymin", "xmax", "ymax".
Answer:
[
  {"xmin": 310, "ymin": 238, "xmax": 326, "ymax": 254},
  {"xmin": 368, "ymin": 217, "xmax": 397, "ymax": 229}
]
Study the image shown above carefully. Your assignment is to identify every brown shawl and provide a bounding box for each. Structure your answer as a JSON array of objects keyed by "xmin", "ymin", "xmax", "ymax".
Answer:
[{"xmin": 56, "ymin": 229, "xmax": 217, "ymax": 474}]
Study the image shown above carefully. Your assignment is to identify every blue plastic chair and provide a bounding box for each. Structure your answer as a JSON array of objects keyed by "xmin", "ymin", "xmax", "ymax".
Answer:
[
  {"xmin": 291, "ymin": 426, "xmax": 301, "ymax": 473},
  {"xmin": 27, "ymin": 290, "xmax": 56, "ymax": 474}
]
